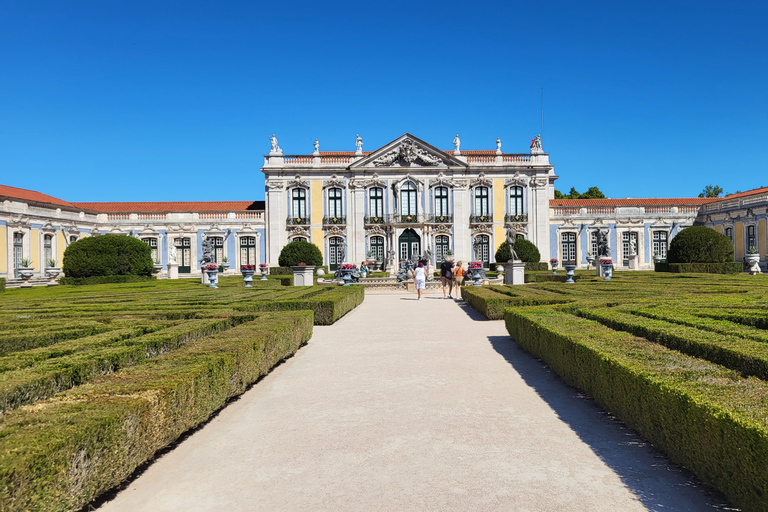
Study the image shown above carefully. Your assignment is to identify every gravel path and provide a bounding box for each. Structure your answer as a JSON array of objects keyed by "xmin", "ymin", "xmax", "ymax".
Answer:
[{"xmin": 99, "ymin": 293, "xmax": 728, "ymax": 511}]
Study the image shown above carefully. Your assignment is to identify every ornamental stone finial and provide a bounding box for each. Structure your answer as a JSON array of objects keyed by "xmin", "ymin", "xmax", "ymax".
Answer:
[{"xmin": 453, "ymin": 134, "xmax": 461, "ymax": 155}]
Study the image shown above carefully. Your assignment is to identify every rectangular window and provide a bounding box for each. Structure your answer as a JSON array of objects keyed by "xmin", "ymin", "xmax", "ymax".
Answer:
[
  {"xmin": 474, "ymin": 187, "xmax": 489, "ymax": 216},
  {"xmin": 725, "ymin": 226, "xmax": 733, "ymax": 242},
  {"xmin": 509, "ymin": 186, "xmax": 524, "ymax": 216},
  {"xmin": 400, "ymin": 242, "xmax": 409, "ymax": 261},
  {"xmin": 622, "ymin": 231, "xmax": 638, "ymax": 263},
  {"xmin": 292, "ymin": 189, "xmax": 306, "ymax": 219},
  {"xmin": 328, "ymin": 188, "xmax": 342, "ymax": 218},
  {"xmin": 561, "ymin": 232, "xmax": 577, "ymax": 263},
  {"xmin": 747, "ymin": 225, "xmax": 756, "ymax": 252},
  {"xmin": 142, "ymin": 238, "xmax": 158, "ymax": 262},
  {"xmin": 369, "ymin": 187, "xmax": 384, "ymax": 217},
  {"xmin": 240, "ymin": 236, "xmax": 256, "ymax": 265},
  {"xmin": 401, "ymin": 183, "xmax": 417, "ymax": 216},
  {"xmin": 435, "ymin": 187, "xmax": 449, "ymax": 217},
  {"xmin": 44, "ymin": 235, "xmax": 53, "ymax": 266},
  {"xmin": 211, "ymin": 237, "xmax": 224, "ymax": 264},
  {"xmin": 652, "ymin": 231, "xmax": 668, "ymax": 258},
  {"xmin": 590, "ymin": 231, "xmax": 599, "ymax": 258}
]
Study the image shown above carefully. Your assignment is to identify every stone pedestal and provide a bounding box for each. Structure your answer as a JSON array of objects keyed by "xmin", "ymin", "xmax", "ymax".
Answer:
[
  {"xmin": 167, "ymin": 263, "xmax": 179, "ymax": 279},
  {"xmin": 628, "ymin": 254, "xmax": 638, "ymax": 270},
  {"xmin": 201, "ymin": 271, "xmax": 209, "ymax": 285},
  {"xmin": 292, "ymin": 265, "xmax": 315, "ymax": 286},
  {"xmin": 596, "ymin": 263, "xmax": 605, "ymax": 278},
  {"xmin": 503, "ymin": 261, "xmax": 525, "ymax": 285}
]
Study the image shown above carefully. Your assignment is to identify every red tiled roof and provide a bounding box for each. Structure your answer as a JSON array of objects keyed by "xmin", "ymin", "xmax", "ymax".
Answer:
[
  {"xmin": 72, "ymin": 201, "xmax": 264, "ymax": 213},
  {"xmin": 0, "ymin": 184, "xmax": 81, "ymax": 209},
  {"xmin": 718, "ymin": 186, "xmax": 768, "ymax": 201},
  {"xmin": 550, "ymin": 198, "xmax": 719, "ymax": 207}
]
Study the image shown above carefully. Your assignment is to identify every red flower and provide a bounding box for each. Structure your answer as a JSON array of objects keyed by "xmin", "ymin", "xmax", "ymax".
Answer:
[{"xmin": 240, "ymin": 264, "xmax": 255, "ymax": 271}]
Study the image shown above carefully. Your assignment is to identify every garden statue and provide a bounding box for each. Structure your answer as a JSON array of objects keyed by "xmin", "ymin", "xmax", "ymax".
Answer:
[
  {"xmin": 630, "ymin": 238, "xmax": 637, "ymax": 256},
  {"xmin": 597, "ymin": 229, "xmax": 611, "ymax": 257},
  {"xmin": 337, "ymin": 243, "xmax": 346, "ymax": 265},
  {"xmin": 505, "ymin": 226, "xmax": 519, "ymax": 261},
  {"xmin": 473, "ymin": 238, "xmax": 483, "ymax": 262},
  {"xmin": 168, "ymin": 244, "xmax": 178, "ymax": 264},
  {"xmin": 200, "ymin": 236, "xmax": 215, "ymax": 265}
]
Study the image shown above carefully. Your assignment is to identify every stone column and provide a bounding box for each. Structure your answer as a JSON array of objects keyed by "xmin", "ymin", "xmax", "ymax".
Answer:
[
  {"xmin": 266, "ymin": 183, "xmax": 285, "ymax": 265},
  {"xmin": 352, "ymin": 186, "xmax": 366, "ymax": 264},
  {"xmin": 453, "ymin": 180, "xmax": 470, "ymax": 262}
]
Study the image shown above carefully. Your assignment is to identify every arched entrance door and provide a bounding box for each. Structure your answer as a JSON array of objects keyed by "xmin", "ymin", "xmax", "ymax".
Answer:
[
  {"xmin": 328, "ymin": 236, "xmax": 345, "ymax": 271},
  {"xmin": 398, "ymin": 229, "xmax": 420, "ymax": 262}
]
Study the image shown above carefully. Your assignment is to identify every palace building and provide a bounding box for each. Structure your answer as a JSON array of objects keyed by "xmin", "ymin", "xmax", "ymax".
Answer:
[{"xmin": 0, "ymin": 132, "xmax": 762, "ymax": 284}]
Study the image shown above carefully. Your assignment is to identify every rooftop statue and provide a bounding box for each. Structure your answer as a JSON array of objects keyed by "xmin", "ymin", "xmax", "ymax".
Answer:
[
  {"xmin": 355, "ymin": 134, "xmax": 363, "ymax": 153},
  {"xmin": 453, "ymin": 134, "xmax": 461, "ymax": 154}
]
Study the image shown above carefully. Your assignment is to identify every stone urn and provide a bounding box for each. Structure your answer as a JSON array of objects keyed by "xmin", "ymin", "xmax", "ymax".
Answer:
[
  {"xmin": 586, "ymin": 254, "xmax": 595, "ymax": 268},
  {"xmin": 564, "ymin": 263, "xmax": 577, "ymax": 284},
  {"xmin": 18, "ymin": 267, "xmax": 35, "ymax": 288},
  {"xmin": 221, "ymin": 261, "xmax": 230, "ymax": 273},
  {"xmin": 745, "ymin": 253, "xmax": 762, "ymax": 275},
  {"xmin": 204, "ymin": 267, "xmax": 219, "ymax": 288},
  {"xmin": 152, "ymin": 263, "xmax": 163, "ymax": 276},
  {"xmin": 45, "ymin": 267, "xmax": 61, "ymax": 286},
  {"xmin": 601, "ymin": 260, "xmax": 613, "ymax": 281},
  {"xmin": 259, "ymin": 264, "xmax": 269, "ymax": 280},
  {"xmin": 241, "ymin": 268, "xmax": 255, "ymax": 287},
  {"xmin": 550, "ymin": 260, "xmax": 558, "ymax": 275},
  {"xmin": 316, "ymin": 267, "xmax": 326, "ymax": 278}
]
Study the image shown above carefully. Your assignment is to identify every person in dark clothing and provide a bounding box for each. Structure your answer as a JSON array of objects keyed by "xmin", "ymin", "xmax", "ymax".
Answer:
[{"xmin": 439, "ymin": 259, "xmax": 454, "ymax": 299}]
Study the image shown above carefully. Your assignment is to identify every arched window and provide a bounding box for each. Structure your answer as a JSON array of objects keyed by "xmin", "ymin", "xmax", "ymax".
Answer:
[
  {"xmin": 292, "ymin": 188, "xmax": 307, "ymax": 219},
  {"xmin": 369, "ymin": 187, "xmax": 384, "ymax": 217},
  {"xmin": 400, "ymin": 182, "xmax": 417, "ymax": 216},
  {"xmin": 292, "ymin": 236, "xmax": 307, "ymax": 243},
  {"xmin": 435, "ymin": 187, "xmax": 449, "ymax": 217},
  {"xmin": 747, "ymin": 225, "xmax": 756, "ymax": 252},
  {"xmin": 329, "ymin": 237, "xmax": 345, "ymax": 271},
  {"xmin": 509, "ymin": 186, "xmax": 524, "ymax": 216},
  {"xmin": 328, "ymin": 188, "xmax": 342, "ymax": 218},
  {"xmin": 474, "ymin": 187, "xmax": 489, "ymax": 216}
]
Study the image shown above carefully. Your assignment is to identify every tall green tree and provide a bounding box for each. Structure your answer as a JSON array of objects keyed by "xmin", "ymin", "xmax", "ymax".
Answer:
[
  {"xmin": 553, "ymin": 186, "xmax": 606, "ymax": 199},
  {"xmin": 698, "ymin": 185, "xmax": 724, "ymax": 198}
]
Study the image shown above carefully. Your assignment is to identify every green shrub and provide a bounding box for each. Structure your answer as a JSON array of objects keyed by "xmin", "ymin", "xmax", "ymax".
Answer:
[
  {"xmin": 495, "ymin": 239, "xmax": 541, "ymax": 263},
  {"xmin": 62, "ymin": 235, "xmax": 153, "ymax": 278},
  {"xmin": 60, "ymin": 275, "xmax": 154, "ymax": 286},
  {"xmin": 524, "ymin": 262, "xmax": 548, "ymax": 271},
  {"xmin": 667, "ymin": 226, "xmax": 734, "ymax": 263},
  {"xmin": 462, "ymin": 286, "xmax": 571, "ymax": 319},
  {"xmin": 277, "ymin": 240, "xmax": 323, "ymax": 267},
  {"xmin": 269, "ymin": 265, "xmax": 328, "ymax": 276},
  {"xmin": 655, "ymin": 262, "xmax": 742, "ymax": 274},
  {"xmin": 0, "ymin": 278, "xmax": 5, "ymax": 292}
]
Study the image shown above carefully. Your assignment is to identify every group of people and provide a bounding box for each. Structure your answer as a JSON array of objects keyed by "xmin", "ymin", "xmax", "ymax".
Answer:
[{"xmin": 412, "ymin": 258, "xmax": 465, "ymax": 301}]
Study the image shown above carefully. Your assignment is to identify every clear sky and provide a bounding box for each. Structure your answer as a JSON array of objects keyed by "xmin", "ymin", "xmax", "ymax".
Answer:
[{"xmin": 2, "ymin": 1, "xmax": 766, "ymax": 202}]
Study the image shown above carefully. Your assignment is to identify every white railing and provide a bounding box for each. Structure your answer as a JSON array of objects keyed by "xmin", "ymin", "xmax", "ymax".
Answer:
[
  {"xmin": 107, "ymin": 213, "xmax": 130, "ymax": 221},
  {"xmin": 502, "ymin": 154, "xmax": 532, "ymax": 163},
  {"xmin": 136, "ymin": 213, "xmax": 167, "ymax": 221},
  {"xmin": 234, "ymin": 211, "xmax": 263, "ymax": 220}
]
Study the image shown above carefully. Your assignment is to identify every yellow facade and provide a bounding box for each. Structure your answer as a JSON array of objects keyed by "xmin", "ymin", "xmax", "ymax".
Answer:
[
  {"xmin": 57, "ymin": 231, "xmax": 66, "ymax": 267},
  {"xmin": 30, "ymin": 229, "xmax": 40, "ymax": 269},
  {"xmin": 310, "ymin": 181, "xmax": 324, "ymax": 256},
  {"xmin": 493, "ymin": 179, "xmax": 505, "ymax": 251},
  {"xmin": 760, "ymin": 219, "xmax": 767, "ymax": 258},
  {"xmin": 715, "ymin": 225, "xmax": 723, "ymax": 234},
  {"xmin": 735, "ymin": 221, "xmax": 744, "ymax": 259},
  {"xmin": 0, "ymin": 226, "xmax": 6, "ymax": 273}
]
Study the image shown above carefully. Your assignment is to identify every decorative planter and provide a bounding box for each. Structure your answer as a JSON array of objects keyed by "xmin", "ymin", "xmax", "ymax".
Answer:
[
  {"xmin": 221, "ymin": 262, "xmax": 230, "ymax": 273},
  {"xmin": 586, "ymin": 255, "xmax": 595, "ymax": 268},
  {"xmin": 18, "ymin": 267, "xmax": 35, "ymax": 288},
  {"xmin": 551, "ymin": 262, "xmax": 558, "ymax": 275},
  {"xmin": 241, "ymin": 270, "xmax": 255, "ymax": 287},
  {"xmin": 206, "ymin": 269, "xmax": 219, "ymax": 288},
  {"xmin": 45, "ymin": 267, "xmax": 61, "ymax": 286},
  {"xmin": 152, "ymin": 263, "xmax": 163, "ymax": 275},
  {"xmin": 259, "ymin": 265, "xmax": 269, "ymax": 280},
  {"xmin": 564, "ymin": 264, "xmax": 577, "ymax": 284},
  {"xmin": 745, "ymin": 254, "xmax": 762, "ymax": 275},
  {"xmin": 602, "ymin": 263, "xmax": 613, "ymax": 281}
]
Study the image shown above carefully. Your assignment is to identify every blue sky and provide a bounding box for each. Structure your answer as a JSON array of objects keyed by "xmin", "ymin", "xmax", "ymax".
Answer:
[{"xmin": 1, "ymin": 1, "xmax": 766, "ymax": 202}]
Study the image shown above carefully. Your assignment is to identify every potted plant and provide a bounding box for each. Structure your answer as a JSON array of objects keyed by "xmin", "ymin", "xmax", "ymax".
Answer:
[
  {"xmin": 601, "ymin": 258, "xmax": 613, "ymax": 281},
  {"xmin": 550, "ymin": 258, "xmax": 558, "ymax": 274},
  {"xmin": 18, "ymin": 258, "xmax": 35, "ymax": 288},
  {"xmin": 563, "ymin": 260, "xmax": 577, "ymax": 283},
  {"xmin": 202, "ymin": 263, "xmax": 219, "ymax": 288},
  {"xmin": 339, "ymin": 263, "xmax": 355, "ymax": 286},
  {"xmin": 45, "ymin": 258, "xmax": 62, "ymax": 286},
  {"xmin": 746, "ymin": 246, "xmax": 761, "ymax": 275},
  {"xmin": 152, "ymin": 259, "xmax": 163, "ymax": 275},
  {"xmin": 585, "ymin": 252, "xmax": 595, "ymax": 268},
  {"xmin": 469, "ymin": 261, "xmax": 484, "ymax": 286},
  {"xmin": 240, "ymin": 264, "xmax": 256, "ymax": 287},
  {"xmin": 219, "ymin": 256, "xmax": 230, "ymax": 273},
  {"xmin": 259, "ymin": 263, "xmax": 269, "ymax": 280}
]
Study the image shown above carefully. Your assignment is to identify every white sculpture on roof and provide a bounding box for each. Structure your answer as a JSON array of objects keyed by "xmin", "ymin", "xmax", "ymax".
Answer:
[
  {"xmin": 530, "ymin": 134, "xmax": 542, "ymax": 154},
  {"xmin": 355, "ymin": 134, "xmax": 363, "ymax": 155},
  {"xmin": 313, "ymin": 139, "xmax": 319, "ymax": 155},
  {"xmin": 496, "ymin": 137, "xmax": 502, "ymax": 154},
  {"xmin": 453, "ymin": 134, "xmax": 461, "ymax": 155}
]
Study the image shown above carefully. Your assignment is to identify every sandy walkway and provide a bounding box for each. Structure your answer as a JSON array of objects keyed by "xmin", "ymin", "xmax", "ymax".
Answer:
[{"xmin": 99, "ymin": 293, "xmax": 726, "ymax": 511}]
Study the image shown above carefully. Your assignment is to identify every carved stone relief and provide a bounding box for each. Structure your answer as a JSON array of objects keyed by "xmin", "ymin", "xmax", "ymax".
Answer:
[
  {"xmin": 470, "ymin": 173, "xmax": 492, "ymax": 188},
  {"xmin": 373, "ymin": 139, "xmax": 443, "ymax": 167}
]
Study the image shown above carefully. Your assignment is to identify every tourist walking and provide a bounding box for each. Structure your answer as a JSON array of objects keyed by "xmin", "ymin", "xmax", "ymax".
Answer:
[
  {"xmin": 413, "ymin": 261, "xmax": 427, "ymax": 300},
  {"xmin": 440, "ymin": 258, "xmax": 454, "ymax": 299},
  {"xmin": 453, "ymin": 261, "xmax": 465, "ymax": 299}
]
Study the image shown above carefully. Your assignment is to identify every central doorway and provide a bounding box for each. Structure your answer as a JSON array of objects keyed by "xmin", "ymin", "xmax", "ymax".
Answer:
[{"xmin": 398, "ymin": 229, "xmax": 420, "ymax": 262}]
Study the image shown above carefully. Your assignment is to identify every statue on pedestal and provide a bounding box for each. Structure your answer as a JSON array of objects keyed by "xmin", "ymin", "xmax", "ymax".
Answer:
[
  {"xmin": 355, "ymin": 134, "xmax": 363, "ymax": 154},
  {"xmin": 200, "ymin": 236, "xmax": 215, "ymax": 266},
  {"xmin": 505, "ymin": 226, "xmax": 519, "ymax": 261},
  {"xmin": 453, "ymin": 134, "xmax": 461, "ymax": 154},
  {"xmin": 313, "ymin": 139, "xmax": 319, "ymax": 155},
  {"xmin": 168, "ymin": 244, "xmax": 178, "ymax": 265},
  {"xmin": 530, "ymin": 134, "xmax": 542, "ymax": 153},
  {"xmin": 597, "ymin": 229, "xmax": 611, "ymax": 258},
  {"xmin": 496, "ymin": 137, "xmax": 502, "ymax": 153}
]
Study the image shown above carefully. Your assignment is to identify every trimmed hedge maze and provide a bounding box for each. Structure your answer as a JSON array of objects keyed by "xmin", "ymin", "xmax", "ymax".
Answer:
[
  {"xmin": 463, "ymin": 272, "xmax": 768, "ymax": 512},
  {"xmin": 0, "ymin": 277, "xmax": 363, "ymax": 511}
]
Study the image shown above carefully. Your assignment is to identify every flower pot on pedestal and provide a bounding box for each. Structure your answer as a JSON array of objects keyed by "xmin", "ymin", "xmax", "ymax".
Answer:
[
  {"xmin": 745, "ymin": 254, "xmax": 762, "ymax": 275},
  {"xmin": 259, "ymin": 264, "xmax": 269, "ymax": 280},
  {"xmin": 550, "ymin": 261, "xmax": 558, "ymax": 275},
  {"xmin": 241, "ymin": 265, "xmax": 255, "ymax": 287},
  {"xmin": 45, "ymin": 267, "xmax": 61, "ymax": 286},
  {"xmin": 601, "ymin": 260, "xmax": 613, "ymax": 281},
  {"xmin": 586, "ymin": 255, "xmax": 595, "ymax": 269},
  {"xmin": 18, "ymin": 267, "xmax": 35, "ymax": 288},
  {"xmin": 202, "ymin": 264, "xmax": 219, "ymax": 288},
  {"xmin": 564, "ymin": 264, "xmax": 577, "ymax": 283}
]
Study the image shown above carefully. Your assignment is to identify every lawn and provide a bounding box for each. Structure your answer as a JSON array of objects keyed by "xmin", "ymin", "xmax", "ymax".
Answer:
[
  {"xmin": 463, "ymin": 271, "xmax": 768, "ymax": 512},
  {"xmin": 0, "ymin": 277, "xmax": 363, "ymax": 512}
]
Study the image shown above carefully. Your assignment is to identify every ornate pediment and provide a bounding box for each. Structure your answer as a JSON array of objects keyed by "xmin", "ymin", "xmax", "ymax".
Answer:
[
  {"xmin": 433, "ymin": 224, "xmax": 452, "ymax": 234},
  {"xmin": 471, "ymin": 224, "xmax": 492, "ymax": 235},
  {"xmin": 266, "ymin": 180, "xmax": 285, "ymax": 190},
  {"xmin": 505, "ymin": 171, "xmax": 529, "ymax": 188},
  {"xmin": 8, "ymin": 215, "xmax": 30, "ymax": 229},
  {"xmin": 430, "ymin": 172, "xmax": 455, "ymax": 189},
  {"xmin": 350, "ymin": 133, "xmax": 467, "ymax": 170},
  {"xmin": 288, "ymin": 226, "xmax": 309, "ymax": 238},
  {"xmin": 470, "ymin": 173, "xmax": 492, "ymax": 188},
  {"xmin": 366, "ymin": 225, "xmax": 386, "ymax": 236},
  {"xmin": 323, "ymin": 174, "xmax": 347, "ymax": 189},
  {"xmin": 325, "ymin": 226, "xmax": 345, "ymax": 237},
  {"xmin": 287, "ymin": 174, "xmax": 309, "ymax": 189}
]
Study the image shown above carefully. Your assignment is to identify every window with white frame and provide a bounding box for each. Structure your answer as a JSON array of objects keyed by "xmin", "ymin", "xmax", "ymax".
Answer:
[
  {"xmin": 44, "ymin": 235, "xmax": 53, "ymax": 266},
  {"xmin": 328, "ymin": 187, "xmax": 342, "ymax": 218},
  {"xmin": 435, "ymin": 235, "xmax": 450, "ymax": 263},
  {"xmin": 434, "ymin": 187, "xmax": 449, "ymax": 217},
  {"xmin": 210, "ymin": 237, "xmax": 224, "ymax": 263},
  {"xmin": 747, "ymin": 225, "xmax": 756, "ymax": 252},
  {"xmin": 653, "ymin": 231, "xmax": 668, "ymax": 258},
  {"xmin": 474, "ymin": 187, "xmax": 489, "ymax": 216},
  {"xmin": 141, "ymin": 237, "xmax": 158, "ymax": 262},
  {"xmin": 240, "ymin": 236, "xmax": 256, "ymax": 265},
  {"xmin": 291, "ymin": 188, "xmax": 306, "ymax": 219},
  {"xmin": 400, "ymin": 182, "xmax": 417, "ymax": 216},
  {"xmin": 590, "ymin": 231, "xmax": 599, "ymax": 257},
  {"xmin": 509, "ymin": 186, "xmax": 524, "ymax": 216},
  {"xmin": 561, "ymin": 232, "xmax": 577, "ymax": 263},
  {"xmin": 369, "ymin": 187, "xmax": 384, "ymax": 217},
  {"xmin": 622, "ymin": 232, "xmax": 638, "ymax": 261}
]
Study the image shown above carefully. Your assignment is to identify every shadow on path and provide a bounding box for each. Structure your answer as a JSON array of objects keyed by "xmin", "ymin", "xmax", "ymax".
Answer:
[{"xmin": 487, "ymin": 334, "xmax": 733, "ymax": 511}]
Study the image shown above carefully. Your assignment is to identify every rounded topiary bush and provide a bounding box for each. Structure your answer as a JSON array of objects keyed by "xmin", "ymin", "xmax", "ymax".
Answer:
[
  {"xmin": 496, "ymin": 238, "xmax": 541, "ymax": 263},
  {"xmin": 63, "ymin": 234, "xmax": 153, "ymax": 278},
  {"xmin": 667, "ymin": 226, "xmax": 734, "ymax": 263},
  {"xmin": 278, "ymin": 240, "xmax": 323, "ymax": 267}
]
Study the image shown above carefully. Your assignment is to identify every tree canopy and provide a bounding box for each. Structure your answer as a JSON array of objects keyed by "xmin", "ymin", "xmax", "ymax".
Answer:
[
  {"xmin": 698, "ymin": 185, "xmax": 724, "ymax": 198},
  {"xmin": 554, "ymin": 186, "xmax": 606, "ymax": 199}
]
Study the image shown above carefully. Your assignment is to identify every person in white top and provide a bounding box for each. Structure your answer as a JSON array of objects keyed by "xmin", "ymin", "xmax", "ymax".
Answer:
[{"xmin": 413, "ymin": 261, "xmax": 427, "ymax": 300}]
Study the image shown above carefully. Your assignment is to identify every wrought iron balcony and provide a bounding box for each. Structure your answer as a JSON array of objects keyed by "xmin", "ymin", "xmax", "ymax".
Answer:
[
  {"xmin": 286, "ymin": 216, "xmax": 310, "ymax": 226},
  {"xmin": 392, "ymin": 214, "xmax": 424, "ymax": 224},
  {"xmin": 469, "ymin": 214, "xmax": 493, "ymax": 224},
  {"xmin": 364, "ymin": 215, "xmax": 390, "ymax": 225},
  {"xmin": 505, "ymin": 213, "xmax": 528, "ymax": 223},
  {"xmin": 323, "ymin": 215, "xmax": 346, "ymax": 225},
  {"xmin": 425, "ymin": 214, "xmax": 453, "ymax": 224}
]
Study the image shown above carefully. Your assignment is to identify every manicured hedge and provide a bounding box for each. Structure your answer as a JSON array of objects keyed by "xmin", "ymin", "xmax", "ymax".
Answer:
[
  {"xmin": 237, "ymin": 285, "xmax": 364, "ymax": 325},
  {"xmin": 277, "ymin": 239, "xmax": 323, "ymax": 267},
  {"xmin": 667, "ymin": 226, "xmax": 734, "ymax": 263},
  {"xmin": 62, "ymin": 235, "xmax": 153, "ymax": 278},
  {"xmin": 524, "ymin": 262, "xmax": 549, "ymax": 271},
  {"xmin": 505, "ymin": 307, "xmax": 768, "ymax": 512},
  {"xmin": 654, "ymin": 262, "xmax": 743, "ymax": 274},
  {"xmin": 0, "ymin": 321, "xmax": 115, "ymax": 356},
  {"xmin": 461, "ymin": 286, "xmax": 571, "ymax": 320},
  {"xmin": 0, "ymin": 278, "xmax": 5, "ymax": 291},
  {"xmin": 0, "ymin": 311, "xmax": 313, "ymax": 512},
  {"xmin": 60, "ymin": 275, "xmax": 155, "ymax": 286}
]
